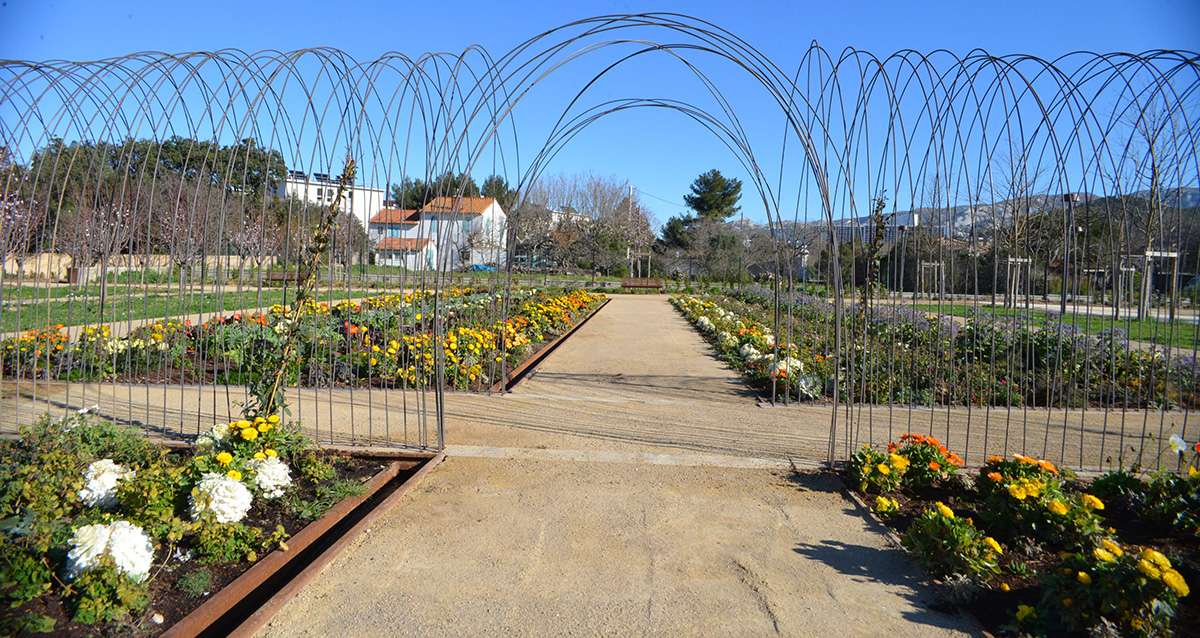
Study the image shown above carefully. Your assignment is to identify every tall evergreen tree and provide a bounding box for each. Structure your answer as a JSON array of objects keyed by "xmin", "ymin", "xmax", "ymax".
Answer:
[{"xmin": 683, "ymin": 169, "xmax": 742, "ymax": 220}]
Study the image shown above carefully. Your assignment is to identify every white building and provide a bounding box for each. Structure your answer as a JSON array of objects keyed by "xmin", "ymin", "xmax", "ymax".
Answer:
[
  {"xmin": 369, "ymin": 196, "xmax": 507, "ymax": 270},
  {"xmin": 275, "ymin": 170, "xmax": 386, "ymax": 228}
]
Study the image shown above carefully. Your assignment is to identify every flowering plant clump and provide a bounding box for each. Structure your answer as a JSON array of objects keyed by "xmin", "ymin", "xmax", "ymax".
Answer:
[
  {"xmin": 976, "ymin": 454, "xmax": 1104, "ymax": 548},
  {"xmin": 1024, "ymin": 538, "xmax": 1189, "ymax": 637},
  {"xmin": 65, "ymin": 521, "xmax": 155, "ymax": 583},
  {"xmin": 848, "ymin": 446, "xmax": 908, "ymax": 494},
  {"xmin": 1091, "ymin": 435, "xmax": 1200, "ymax": 537},
  {"xmin": 248, "ymin": 456, "xmax": 293, "ymax": 498},
  {"xmin": 872, "ymin": 495, "xmax": 901, "ymax": 517},
  {"xmin": 901, "ymin": 502, "xmax": 1002, "ymax": 578},
  {"xmin": 888, "ymin": 433, "xmax": 963, "ymax": 488},
  {"xmin": 77, "ymin": 459, "xmax": 135, "ymax": 509}
]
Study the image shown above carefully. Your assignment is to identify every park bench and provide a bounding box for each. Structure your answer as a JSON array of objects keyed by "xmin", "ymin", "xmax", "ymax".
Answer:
[{"xmin": 620, "ymin": 277, "xmax": 664, "ymax": 290}]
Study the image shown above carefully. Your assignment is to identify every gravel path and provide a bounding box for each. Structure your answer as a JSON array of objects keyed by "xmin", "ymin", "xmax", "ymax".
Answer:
[{"xmin": 257, "ymin": 295, "xmax": 979, "ymax": 637}]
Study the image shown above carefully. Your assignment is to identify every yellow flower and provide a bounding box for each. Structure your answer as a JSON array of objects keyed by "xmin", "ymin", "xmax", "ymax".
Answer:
[
  {"xmin": 999, "ymin": 582, "xmax": 1011, "ymax": 592},
  {"xmin": 1048, "ymin": 500, "xmax": 1069, "ymax": 516},
  {"xmin": 1162, "ymin": 569, "xmax": 1190, "ymax": 597},
  {"xmin": 236, "ymin": 420, "xmax": 251, "ymax": 429},
  {"xmin": 267, "ymin": 414, "xmax": 281, "ymax": 425},
  {"xmin": 240, "ymin": 427, "xmax": 259, "ymax": 441},
  {"xmin": 1142, "ymin": 549, "xmax": 1171, "ymax": 570},
  {"xmin": 888, "ymin": 453, "xmax": 910, "ymax": 472},
  {"xmin": 257, "ymin": 422, "xmax": 272, "ymax": 433},
  {"xmin": 1076, "ymin": 571, "xmax": 1092, "ymax": 586},
  {"xmin": 1081, "ymin": 494, "xmax": 1104, "ymax": 510},
  {"xmin": 1100, "ymin": 538, "xmax": 1124, "ymax": 557},
  {"xmin": 254, "ymin": 416, "xmax": 266, "ymax": 425},
  {"xmin": 216, "ymin": 452, "xmax": 234, "ymax": 466},
  {"xmin": 265, "ymin": 448, "xmax": 278, "ymax": 458},
  {"xmin": 1137, "ymin": 559, "xmax": 1162, "ymax": 579},
  {"xmin": 1190, "ymin": 465, "xmax": 1199, "ymax": 478},
  {"xmin": 1093, "ymin": 547, "xmax": 1117, "ymax": 563},
  {"xmin": 984, "ymin": 537, "xmax": 1003, "ymax": 555},
  {"xmin": 1015, "ymin": 604, "xmax": 1036, "ymax": 622},
  {"xmin": 254, "ymin": 452, "xmax": 266, "ymax": 460},
  {"xmin": 935, "ymin": 502, "xmax": 955, "ymax": 519},
  {"xmin": 876, "ymin": 463, "xmax": 891, "ymax": 475},
  {"xmin": 1007, "ymin": 484, "xmax": 1028, "ymax": 501},
  {"xmin": 227, "ymin": 470, "xmax": 243, "ymax": 481}
]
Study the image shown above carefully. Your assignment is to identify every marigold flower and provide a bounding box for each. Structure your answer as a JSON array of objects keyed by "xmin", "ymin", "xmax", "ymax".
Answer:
[
  {"xmin": 216, "ymin": 452, "xmax": 233, "ymax": 466},
  {"xmin": 265, "ymin": 448, "xmax": 278, "ymax": 458},
  {"xmin": 254, "ymin": 452, "xmax": 266, "ymax": 460},
  {"xmin": 928, "ymin": 461, "xmax": 941, "ymax": 472},
  {"xmin": 876, "ymin": 463, "xmax": 891, "ymax": 475},
  {"xmin": 986, "ymin": 471, "xmax": 1003, "ymax": 482},
  {"xmin": 1142, "ymin": 548, "xmax": 1171, "ymax": 570},
  {"xmin": 1077, "ymin": 494, "xmax": 1103, "ymax": 510},
  {"xmin": 983, "ymin": 537, "xmax": 1002, "ymax": 554},
  {"xmin": 1037, "ymin": 459, "xmax": 1058, "ymax": 474},
  {"xmin": 1048, "ymin": 500, "xmax": 1069, "ymax": 516},
  {"xmin": 999, "ymin": 582, "xmax": 1010, "ymax": 592},
  {"xmin": 240, "ymin": 427, "xmax": 259, "ymax": 441},
  {"xmin": 267, "ymin": 414, "xmax": 281, "ymax": 424},
  {"xmin": 1138, "ymin": 558, "xmax": 1162, "ymax": 579},
  {"xmin": 1015, "ymin": 604, "xmax": 1036, "ymax": 622},
  {"xmin": 1093, "ymin": 547, "xmax": 1116, "ymax": 563},
  {"xmin": 888, "ymin": 453, "xmax": 910, "ymax": 472},
  {"xmin": 934, "ymin": 502, "xmax": 954, "ymax": 518},
  {"xmin": 1162, "ymin": 569, "xmax": 1190, "ymax": 597},
  {"xmin": 987, "ymin": 455, "xmax": 1003, "ymax": 464},
  {"xmin": 1100, "ymin": 538, "xmax": 1123, "ymax": 557},
  {"xmin": 1008, "ymin": 484, "xmax": 1028, "ymax": 501},
  {"xmin": 227, "ymin": 469, "xmax": 243, "ymax": 481},
  {"xmin": 1076, "ymin": 571, "xmax": 1092, "ymax": 586}
]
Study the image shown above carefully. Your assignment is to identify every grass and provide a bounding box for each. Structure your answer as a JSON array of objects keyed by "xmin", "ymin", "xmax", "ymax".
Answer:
[
  {"xmin": 177, "ymin": 569, "xmax": 213, "ymax": 598},
  {"xmin": 284, "ymin": 478, "xmax": 366, "ymax": 521},
  {"xmin": 1, "ymin": 288, "xmax": 377, "ymax": 333},
  {"xmin": 910, "ymin": 302, "xmax": 1200, "ymax": 350}
]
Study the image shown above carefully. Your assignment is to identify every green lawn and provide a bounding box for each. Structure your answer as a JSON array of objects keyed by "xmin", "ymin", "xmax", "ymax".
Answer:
[
  {"xmin": 910, "ymin": 303, "xmax": 1200, "ymax": 350},
  {"xmin": 1, "ymin": 288, "xmax": 377, "ymax": 333}
]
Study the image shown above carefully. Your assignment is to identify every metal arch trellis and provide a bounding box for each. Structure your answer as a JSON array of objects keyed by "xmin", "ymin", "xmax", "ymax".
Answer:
[{"xmin": 0, "ymin": 12, "xmax": 1197, "ymax": 472}]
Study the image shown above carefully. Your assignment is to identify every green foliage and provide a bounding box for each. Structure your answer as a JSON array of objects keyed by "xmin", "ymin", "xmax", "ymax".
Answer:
[
  {"xmin": 65, "ymin": 559, "xmax": 148, "ymax": 626},
  {"xmin": 902, "ymin": 503, "xmax": 1003, "ymax": 579},
  {"xmin": 193, "ymin": 520, "xmax": 287, "ymax": 565},
  {"xmin": 890, "ymin": 434, "xmax": 963, "ymax": 488},
  {"xmin": 0, "ymin": 535, "xmax": 54, "ymax": 606},
  {"xmin": 294, "ymin": 450, "xmax": 337, "ymax": 484},
  {"xmin": 285, "ymin": 479, "xmax": 366, "ymax": 522},
  {"xmin": 1091, "ymin": 468, "xmax": 1200, "ymax": 537},
  {"xmin": 115, "ymin": 454, "xmax": 191, "ymax": 540},
  {"xmin": 0, "ymin": 613, "xmax": 57, "ymax": 634},
  {"xmin": 177, "ymin": 568, "xmax": 213, "ymax": 598}
]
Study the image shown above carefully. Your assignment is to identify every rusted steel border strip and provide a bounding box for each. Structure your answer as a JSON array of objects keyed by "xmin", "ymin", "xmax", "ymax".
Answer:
[
  {"xmin": 229, "ymin": 451, "xmax": 447, "ymax": 637},
  {"xmin": 163, "ymin": 457, "xmax": 411, "ymax": 637},
  {"xmin": 489, "ymin": 297, "xmax": 611, "ymax": 394}
]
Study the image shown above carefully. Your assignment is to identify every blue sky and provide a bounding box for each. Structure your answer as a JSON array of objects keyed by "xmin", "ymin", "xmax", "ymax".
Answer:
[{"xmin": 2, "ymin": 0, "xmax": 1197, "ymax": 226}]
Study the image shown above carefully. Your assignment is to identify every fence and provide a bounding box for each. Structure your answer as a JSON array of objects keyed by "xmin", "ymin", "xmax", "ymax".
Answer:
[{"xmin": 1, "ymin": 14, "xmax": 1198, "ymax": 471}]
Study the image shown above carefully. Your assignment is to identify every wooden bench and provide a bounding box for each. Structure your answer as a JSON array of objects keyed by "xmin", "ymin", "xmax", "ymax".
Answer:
[{"xmin": 620, "ymin": 277, "xmax": 664, "ymax": 290}]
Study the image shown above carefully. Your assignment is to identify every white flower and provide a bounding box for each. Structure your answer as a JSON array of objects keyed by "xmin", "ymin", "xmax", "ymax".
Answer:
[
  {"xmin": 795, "ymin": 375, "xmax": 823, "ymax": 400},
  {"xmin": 66, "ymin": 521, "xmax": 154, "ymax": 582},
  {"xmin": 196, "ymin": 421, "xmax": 231, "ymax": 448},
  {"xmin": 190, "ymin": 473, "xmax": 253, "ymax": 523},
  {"xmin": 249, "ymin": 457, "xmax": 293, "ymax": 498},
  {"xmin": 75, "ymin": 404, "xmax": 101, "ymax": 415},
  {"xmin": 1168, "ymin": 433, "xmax": 1188, "ymax": 455},
  {"xmin": 78, "ymin": 459, "xmax": 134, "ymax": 509},
  {"xmin": 696, "ymin": 316, "xmax": 715, "ymax": 334},
  {"xmin": 739, "ymin": 343, "xmax": 760, "ymax": 361},
  {"xmin": 66, "ymin": 524, "xmax": 110, "ymax": 579},
  {"xmin": 106, "ymin": 521, "xmax": 155, "ymax": 582},
  {"xmin": 768, "ymin": 356, "xmax": 805, "ymax": 379}
]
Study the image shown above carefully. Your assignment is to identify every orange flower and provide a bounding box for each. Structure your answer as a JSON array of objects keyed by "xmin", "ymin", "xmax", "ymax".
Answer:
[
  {"xmin": 947, "ymin": 453, "xmax": 965, "ymax": 467},
  {"xmin": 987, "ymin": 455, "xmax": 1003, "ymax": 463},
  {"xmin": 1037, "ymin": 459, "xmax": 1059, "ymax": 475},
  {"xmin": 987, "ymin": 471, "xmax": 1003, "ymax": 482},
  {"xmin": 928, "ymin": 461, "xmax": 942, "ymax": 471}
]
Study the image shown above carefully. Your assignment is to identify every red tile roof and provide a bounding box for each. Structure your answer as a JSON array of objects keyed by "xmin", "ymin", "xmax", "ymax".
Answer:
[
  {"xmin": 376, "ymin": 237, "xmax": 431, "ymax": 251},
  {"xmin": 369, "ymin": 208, "xmax": 420, "ymax": 225},
  {"xmin": 420, "ymin": 196, "xmax": 495, "ymax": 216}
]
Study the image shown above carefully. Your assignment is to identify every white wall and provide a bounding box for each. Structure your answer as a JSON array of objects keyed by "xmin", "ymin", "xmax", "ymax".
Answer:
[{"xmin": 278, "ymin": 177, "xmax": 385, "ymax": 229}]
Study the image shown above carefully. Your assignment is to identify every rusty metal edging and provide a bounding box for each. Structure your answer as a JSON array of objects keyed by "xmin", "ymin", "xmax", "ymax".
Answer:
[
  {"xmin": 228, "ymin": 450, "xmax": 447, "ymax": 637},
  {"xmin": 162, "ymin": 455, "xmax": 424, "ymax": 637},
  {"xmin": 489, "ymin": 297, "xmax": 610, "ymax": 394}
]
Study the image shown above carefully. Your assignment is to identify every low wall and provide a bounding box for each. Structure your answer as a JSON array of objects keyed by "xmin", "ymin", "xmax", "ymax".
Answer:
[{"xmin": 3, "ymin": 253, "xmax": 278, "ymax": 283}]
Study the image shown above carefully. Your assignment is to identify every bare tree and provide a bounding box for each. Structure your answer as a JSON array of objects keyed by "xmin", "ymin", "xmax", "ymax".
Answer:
[{"xmin": 228, "ymin": 211, "xmax": 280, "ymax": 283}]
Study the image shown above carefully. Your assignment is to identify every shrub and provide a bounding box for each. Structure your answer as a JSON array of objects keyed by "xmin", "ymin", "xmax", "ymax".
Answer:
[
  {"xmin": 976, "ymin": 454, "xmax": 1105, "ymax": 548},
  {"xmin": 65, "ymin": 559, "xmax": 149, "ymax": 626},
  {"xmin": 888, "ymin": 433, "xmax": 963, "ymax": 488},
  {"xmin": 902, "ymin": 502, "xmax": 1003, "ymax": 579},
  {"xmin": 1091, "ymin": 468, "xmax": 1200, "ymax": 538},
  {"xmin": 1022, "ymin": 538, "xmax": 1189, "ymax": 637},
  {"xmin": 848, "ymin": 446, "xmax": 908, "ymax": 494}
]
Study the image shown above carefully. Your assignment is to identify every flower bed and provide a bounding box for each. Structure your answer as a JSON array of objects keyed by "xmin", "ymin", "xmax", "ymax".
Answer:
[
  {"xmin": 0, "ymin": 413, "xmax": 404, "ymax": 635},
  {"xmin": 843, "ymin": 433, "xmax": 1198, "ymax": 636},
  {"xmin": 673, "ymin": 287, "xmax": 1200, "ymax": 408},
  {"xmin": 670, "ymin": 294, "xmax": 828, "ymax": 399},
  {"xmin": 2, "ymin": 288, "xmax": 605, "ymax": 392}
]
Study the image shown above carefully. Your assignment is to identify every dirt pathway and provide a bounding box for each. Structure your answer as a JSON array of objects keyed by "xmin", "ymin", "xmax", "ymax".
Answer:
[{"xmin": 257, "ymin": 295, "xmax": 979, "ymax": 637}]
